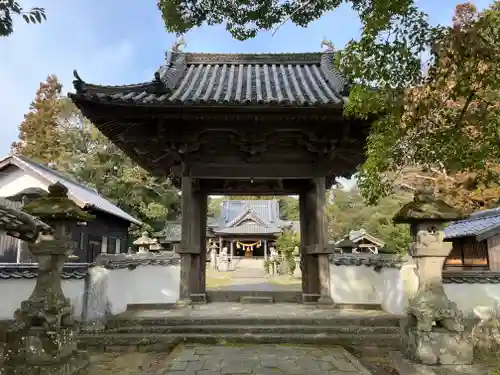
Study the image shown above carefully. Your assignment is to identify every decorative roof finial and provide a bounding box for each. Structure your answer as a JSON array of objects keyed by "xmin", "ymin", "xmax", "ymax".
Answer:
[
  {"xmin": 172, "ymin": 34, "xmax": 186, "ymax": 52},
  {"xmin": 320, "ymin": 37, "xmax": 335, "ymax": 52}
]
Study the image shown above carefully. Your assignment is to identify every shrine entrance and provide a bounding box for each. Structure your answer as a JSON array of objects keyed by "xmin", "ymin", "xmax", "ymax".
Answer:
[{"xmin": 69, "ymin": 47, "xmax": 370, "ymax": 305}]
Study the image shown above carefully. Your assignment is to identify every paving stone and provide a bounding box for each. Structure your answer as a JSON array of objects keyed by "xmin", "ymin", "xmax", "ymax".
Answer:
[{"xmin": 84, "ymin": 343, "xmax": 374, "ymax": 375}]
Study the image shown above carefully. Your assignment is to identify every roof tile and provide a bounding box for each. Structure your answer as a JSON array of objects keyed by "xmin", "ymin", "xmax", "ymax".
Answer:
[
  {"xmin": 0, "ymin": 155, "xmax": 141, "ymax": 225},
  {"xmin": 72, "ymin": 52, "xmax": 348, "ymax": 107}
]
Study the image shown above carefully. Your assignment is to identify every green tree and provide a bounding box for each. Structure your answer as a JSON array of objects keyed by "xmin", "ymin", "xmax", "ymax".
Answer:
[
  {"xmin": 326, "ymin": 186, "xmax": 411, "ymax": 253},
  {"xmin": 275, "ymin": 229, "xmax": 300, "ymax": 274},
  {"xmin": 11, "ymin": 75, "xmax": 65, "ymax": 165},
  {"xmin": 13, "ymin": 79, "xmax": 182, "ymax": 237},
  {"xmin": 56, "ymin": 98, "xmax": 181, "ymax": 236},
  {"xmin": 0, "ymin": 1, "xmax": 46, "ymax": 37}
]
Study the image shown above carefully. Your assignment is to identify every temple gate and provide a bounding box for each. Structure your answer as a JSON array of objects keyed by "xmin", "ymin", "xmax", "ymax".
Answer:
[{"xmin": 69, "ymin": 44, "xmax": 370, "ymax": 304}]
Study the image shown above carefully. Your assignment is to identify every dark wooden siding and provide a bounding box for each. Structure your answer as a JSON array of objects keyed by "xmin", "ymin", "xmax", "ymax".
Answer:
[
  {"xmin": 0, "ymin": 204, "xmax": 131, "ymax": 264},
  {"xmin": 444, "ymin": 236, "xmax": 489, "ymax": 270},
  {"xmin": 0, "ymin": 199, "xmax": 23, "ymax": 263},
  {"xmin": 68, "ymin": 209, "xmax": 130, "ymax": 263}
]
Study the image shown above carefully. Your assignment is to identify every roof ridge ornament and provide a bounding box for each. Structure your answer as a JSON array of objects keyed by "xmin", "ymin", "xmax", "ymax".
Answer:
[
  {"xmin": 172, "ymin": 34, "xmax": 186, "ymax": 52},
  {"xmin": 320, "ymin": 37, "xmax": 335, "ymax": 53}
]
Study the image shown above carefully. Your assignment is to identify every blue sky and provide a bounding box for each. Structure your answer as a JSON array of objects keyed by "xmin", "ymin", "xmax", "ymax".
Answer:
[{"xmin": 0, "ymin": 0, "xmax": 493, "ymax": 160}]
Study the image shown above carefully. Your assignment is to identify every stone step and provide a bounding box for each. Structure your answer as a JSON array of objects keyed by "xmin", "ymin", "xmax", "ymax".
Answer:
[
  {"xmin": 207, "ymin": 290, "xmax": 302, "ymax": 303},
  {"xmin": 240, "ymin": 296, "xmax": 274, "ymax": 304},
  {"xmin": 77, "ymin": 332, "xmax": 402, "ymax": 351},
  {"xmin": 103, "ymin": 324, "xmax": 400, "ymax": 335},
  {"xmin": 105, "ymin": 316, "xmax": 401, "ymax": 328}
]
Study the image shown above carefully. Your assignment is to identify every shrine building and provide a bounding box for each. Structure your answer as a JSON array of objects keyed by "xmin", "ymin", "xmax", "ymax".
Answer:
[
  {"xmin": 155, "ymin": 199, "xmax": 296, "ymax": 260},
  {"xmin": 69, "ymin": 43, "xmax": 371, "ymax": 304}
]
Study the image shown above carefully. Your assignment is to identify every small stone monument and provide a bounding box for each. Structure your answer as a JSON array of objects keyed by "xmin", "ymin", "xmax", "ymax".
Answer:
[
  {"xmin": 3, "ymin": 182, "xmax": 94, "ymax": 375},
  {"xmin": 269, "ymin": 246, "xmax": 279, "ymax": 275},
  {"xmin": 208, "ymin": 242, "xmax": 218, "ymax": 269},
  {"xmin": 218, "ymin": 246, "xmax": 229, "ymax": 272},
  {"xmin": 393, "ymin": 187, "xmax": 473, "ymax": 365},
  {"xmin": 134, "ymin": 231, "xmax": 155, "ymax": 252}
]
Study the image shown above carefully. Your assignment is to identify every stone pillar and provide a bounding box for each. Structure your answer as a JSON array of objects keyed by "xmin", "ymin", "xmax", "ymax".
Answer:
[
  {"xmin": 393, "ymin": 188, "xmax": 473, "ymax": 365},
  {"xmin": 3, "ymin": 183, "xmax": 94, "ymax": 375},
  {"xmin": 264, "ymin": 239, "xmax": 268, "ymax": 261},
  {"xmin": 177, "ymin": 176, "xmax": 207, "ymax": 304}
]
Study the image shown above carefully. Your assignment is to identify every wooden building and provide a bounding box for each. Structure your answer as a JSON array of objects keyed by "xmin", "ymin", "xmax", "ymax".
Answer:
[
  {"xmin": 69, "ymin": 44, "xmax": 371, "ymax": 303},
  {"xmin": 333, "ymin": 229, "xmax": 385, "ymax": 254},
  {"xmin": 212, "ymin": 200, "xmax": 287, "ymax": 259},
  {"xmin": 444, "ymin": 207, "xmax": 500, "ymax": 271},
  {"xmin": 0, "ymin": 154, "xmax": 141, "ymax": 263},
  {"xmin": 155, "ymin": 200, "xmax": 296, "ymax": 260}
]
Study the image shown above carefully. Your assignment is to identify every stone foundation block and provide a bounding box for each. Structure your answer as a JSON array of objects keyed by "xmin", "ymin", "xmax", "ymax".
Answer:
[
  {"xmin": 189, "ymin": 293, "xmax": 207, "ymax": 304},
  {"xmin": 301, "ymin": 294, "xmax": 320, "ymax": 304},
  {"xmin": 403, "ymin": 328, "xmax": 474, "ymax": 365}
]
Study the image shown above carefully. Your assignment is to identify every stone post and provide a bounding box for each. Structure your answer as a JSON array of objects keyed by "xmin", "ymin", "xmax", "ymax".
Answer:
[
  {"xmin": 393, "ymin": 188, "xmax": 473, "ymax": 365},
  {"xmin": 3, "ymin": 182, "xmax": 94, "ymax": 375}
]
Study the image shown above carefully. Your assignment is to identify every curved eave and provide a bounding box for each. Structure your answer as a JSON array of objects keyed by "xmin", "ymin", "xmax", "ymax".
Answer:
[{"xmin": 69, "ymin": 92, "xmax": 346, "ymax": 112}]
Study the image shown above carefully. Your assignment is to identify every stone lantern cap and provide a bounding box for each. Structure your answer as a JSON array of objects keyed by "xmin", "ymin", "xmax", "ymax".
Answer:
[
  {"xmin": 393, "ymin": 187, "xmax": 464, "ymax": 224},
  {"xmin": 23, "ymin": 182, "xmax": 95, "ymax": 222},
  {"xmin": 133, "ymin": 231, "xmax": 156, "ymax": 245}
]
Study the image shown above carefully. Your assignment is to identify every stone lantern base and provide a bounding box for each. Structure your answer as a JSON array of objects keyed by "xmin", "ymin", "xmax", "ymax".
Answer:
[
  {"xmin": 401, "ymin": 322, "xmax": 474, "ymax": 365},
  {"xmin": 3, "ymin": 327, "xmax": 89, "ymax": 375}
]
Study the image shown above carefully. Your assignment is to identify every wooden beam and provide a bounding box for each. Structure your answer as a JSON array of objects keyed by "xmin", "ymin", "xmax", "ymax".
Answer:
[{"xmin": 187, "ymin": 163, "xmax": 327, "ymax": 179}]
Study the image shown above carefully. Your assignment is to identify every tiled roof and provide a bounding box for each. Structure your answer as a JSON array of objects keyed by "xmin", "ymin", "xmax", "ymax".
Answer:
[
  {"xmin": 215, "ymin": 200, "xmax": 282, "ymax": 235},
  {"xmin": 348, "ymin": 229, "xmax": 385, "ymax": 247},
  {"xmin": 0, "ymin": 263, "xmax": 90, "ymax": 280},
  {"xmin": 70, "ymin": 51, "xmax": 348, "ymax": 107},
  {"xmin": 219, "ymin": 200, "xmax": 280, "ymax": 225},
  {"xmin": 155, "ymin": 221, "xmax": 182, "ymax": 243},
  {"xmin": 444, "ymin": 207, "xmax": 500, "ymax": 241},
  {"xmin": 154, "ymin": 220, "xmax": 217, "ymax": 243},
  {"xmin": 0, "ymin": 154, "xmax": 141, "ymax": 225},
  {"xmin": 0, "ymin": 198, "xmax": 51, "ymax": 242}
]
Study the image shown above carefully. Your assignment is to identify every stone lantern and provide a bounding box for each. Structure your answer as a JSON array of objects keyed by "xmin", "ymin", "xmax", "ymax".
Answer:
[
  {"xmin": 208, "ymin": 242, "xmax": 218, "ymax": 269},
  {"xmin": 3, "ymin": 182, "xmax": 94, "ymax": 375},
  {"xmin": 134, "ymin": 231, "xmax": 155, "ymax": 252},
  {"xmin": 393, "ymin": 187, "xmax": 473, "ymax": 365}
]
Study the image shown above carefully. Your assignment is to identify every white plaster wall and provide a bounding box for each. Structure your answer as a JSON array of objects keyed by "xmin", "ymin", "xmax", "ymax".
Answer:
[
  {"xmin": 330, "ymin": 265, "xmax": 381, "ymax": 304},
  {"xmin": 0, "ymin": 167, "xmax": 48, "ymax": 197},
  {"xmin": 0, "ymin": 279, "xmax": 85, "ymax": 320},
  {"xmin": 332, "ymin": 261, "xmax": 500, "ymax": 317},
  {"xmin": 329, "ymin": 264, "xmax": 406, "ymax": 314},
  {"xmin": 400, "ymin": 262, "xmax": 500, "ymax": 318},
  {"xmin": 85, "ymin": 265, "xmax": 181, "ymax": 319}
]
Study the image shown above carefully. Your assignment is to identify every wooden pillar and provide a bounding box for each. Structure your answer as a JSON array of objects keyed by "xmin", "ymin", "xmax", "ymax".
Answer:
[
  {"xmin": 487, "ymin": 235, "xmax": 500, "ymax": 272},
  {"xmin": 299, "ymin": 189, "xmax": 320, "ymax": 302},
  {"xmin": 299, "ymin": 177, "xmax": 334, "ymax": 304},
  {"xmin": 264, "ymin": 239, "xmax": 268, "ymax": 261},
  {"xmin": 177, "ymin": 176, "xmax": 207, "ymax": 304}
]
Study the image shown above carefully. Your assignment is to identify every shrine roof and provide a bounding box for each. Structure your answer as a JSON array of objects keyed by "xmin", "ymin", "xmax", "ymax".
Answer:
[
  {"xmin": 215, "ymin": 199, "xmax": 282, "ymax": 235},
  {"xmin": 445, "ymin": 207, "xmax": 500, "ymax": 241},
  {"xmin": 70, "ymin": 50, "xmax": 349, "ymax": 108}
]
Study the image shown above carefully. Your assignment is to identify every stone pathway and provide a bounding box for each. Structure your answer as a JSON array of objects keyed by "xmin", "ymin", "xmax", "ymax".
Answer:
[
  {"xmin": 208, "ymin": 258, "xmax": 301, "ymax": 291},
  {"xmin": 162, "ymin": 344, "xmax": 372, "ymax": 375},
  {"xmin": 85, "ymin": 344, "xmax": 377, "ymax": 375}
]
